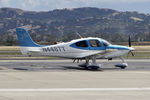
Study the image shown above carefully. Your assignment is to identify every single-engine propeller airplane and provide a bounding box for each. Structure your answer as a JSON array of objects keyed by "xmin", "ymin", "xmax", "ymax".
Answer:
[{"xmin": 16, "ymin": 28, "xmax": 135, "ymax": 70}]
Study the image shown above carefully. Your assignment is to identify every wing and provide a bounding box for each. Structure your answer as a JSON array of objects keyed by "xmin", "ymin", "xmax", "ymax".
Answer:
[
  {"xmin": 83, "ymin": 49, "xmax": 117, "ymax": 59},
  {"xmin": 78, "ymin": 50, "xmax": 106, "ymax": 58}
]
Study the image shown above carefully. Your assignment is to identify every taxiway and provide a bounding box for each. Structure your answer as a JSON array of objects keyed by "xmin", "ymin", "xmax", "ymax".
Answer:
[
  {"xmin": 0, "ymin": 59, "xmax": 149, "ymax": 71},
  {"xmin": 0, "ymin": 59, "xmax": 149, "ymax": 100}
]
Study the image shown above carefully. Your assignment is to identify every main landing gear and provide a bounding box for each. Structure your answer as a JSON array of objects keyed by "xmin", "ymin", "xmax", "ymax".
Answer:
[{"xmin": 78, "ymin": 56, "xmax": 101, "ymax": 70}]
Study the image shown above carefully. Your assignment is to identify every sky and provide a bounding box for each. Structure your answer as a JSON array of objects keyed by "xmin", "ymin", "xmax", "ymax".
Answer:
[{"xmin": 0, "ymin": 0, "xmax": 150, "ymax": 14}]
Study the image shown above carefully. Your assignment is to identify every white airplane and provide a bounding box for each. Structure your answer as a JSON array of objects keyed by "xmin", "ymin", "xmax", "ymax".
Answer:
[{"xmin": 16, "ymin": 28, "xmax": 135, "ymax": 70}]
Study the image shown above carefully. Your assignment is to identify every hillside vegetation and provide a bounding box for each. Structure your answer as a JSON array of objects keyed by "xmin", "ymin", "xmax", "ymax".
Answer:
[{"xmin": 0, "ymin": 7, "xmax": 150, "ymax": 45}]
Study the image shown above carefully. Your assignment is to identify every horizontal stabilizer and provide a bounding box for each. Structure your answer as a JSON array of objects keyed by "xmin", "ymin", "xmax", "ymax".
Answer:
[{"xmin": 27, "ymin": 50, "xmax": 41, "ymax": 56}]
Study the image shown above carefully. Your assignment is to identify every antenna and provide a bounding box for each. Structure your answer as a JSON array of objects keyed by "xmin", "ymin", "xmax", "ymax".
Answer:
[{"xmin": 76, "ymin": 32, "xmax": 83, "ymax": 38}]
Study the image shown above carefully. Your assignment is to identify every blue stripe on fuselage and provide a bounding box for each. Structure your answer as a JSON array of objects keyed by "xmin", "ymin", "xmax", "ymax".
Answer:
[{"xmin": 106, "ymin": 45, "xmax": 130, "ymax": 50}]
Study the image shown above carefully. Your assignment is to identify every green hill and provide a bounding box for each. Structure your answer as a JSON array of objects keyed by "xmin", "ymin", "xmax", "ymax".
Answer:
[{"xmin": 0, "ymin": 7, "xmax": 150, "ymax": 45}]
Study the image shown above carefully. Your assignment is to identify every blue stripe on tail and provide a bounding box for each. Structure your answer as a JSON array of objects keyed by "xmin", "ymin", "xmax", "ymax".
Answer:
[{"xmin": 16, "ymin": 28, "xmax": 41, "ymax": 47}]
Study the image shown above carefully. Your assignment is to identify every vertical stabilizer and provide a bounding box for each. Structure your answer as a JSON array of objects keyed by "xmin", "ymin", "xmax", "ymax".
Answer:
[{"xmin": 16, "ymin": 28, "xmax": 40, "ymax": 47}]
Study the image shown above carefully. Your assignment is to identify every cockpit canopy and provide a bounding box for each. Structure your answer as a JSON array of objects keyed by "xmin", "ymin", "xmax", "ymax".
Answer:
[{"xmin": 73, "ymin": 38, "xmax": 111, "ymax": 48}]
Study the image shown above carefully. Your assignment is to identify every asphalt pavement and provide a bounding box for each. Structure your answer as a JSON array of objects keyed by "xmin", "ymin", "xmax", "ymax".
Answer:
[{"xmin": 0, "ymin": 59, "xmax": 150, "ymax": 100}]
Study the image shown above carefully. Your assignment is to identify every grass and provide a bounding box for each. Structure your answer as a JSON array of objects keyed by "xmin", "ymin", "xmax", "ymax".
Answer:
[
  {"xmin": 0, "ymin": 52, "xmax": 21, "ymax": 55},
  {"xmin": 0, "ymin": 46, "xmax": 20, "ymax": 51},
  {"xmin": 132, "ymin": 46, "xmax": 150, "ymax": 51},
  {"xmin": 124, "ymin": 51, "xmax": 150, "ymax": 59},
  {"xmin": 0, "ymin": 46, "xmax": 149, "ymax": 51}
]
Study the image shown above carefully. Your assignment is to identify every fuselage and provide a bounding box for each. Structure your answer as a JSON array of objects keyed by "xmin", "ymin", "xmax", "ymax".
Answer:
[{"xmin": 20, "ymin": 37, "xmax": 134, "ymax": 59}]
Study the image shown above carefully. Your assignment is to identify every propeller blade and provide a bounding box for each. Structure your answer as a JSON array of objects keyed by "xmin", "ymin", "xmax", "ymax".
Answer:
[
  {"xmin": 131, "ymin": 51, "xmax": 134, "ymax": 56},
  {"xmin": 128, "ymin": 35, "xmax": 131, "ymax": 47},
  {"xmin": 127, "ymin": 51, "xmax": 135, "ymax": 59},
  {"xmin": 127, "ymin": 52, "xmax": 130, "ymax": 59}
]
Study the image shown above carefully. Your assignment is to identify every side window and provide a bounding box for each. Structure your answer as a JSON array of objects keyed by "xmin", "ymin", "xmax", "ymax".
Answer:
[
  {"xmin": 75, "ymin": 40, "xmax": 88, "ymax": 47},
  {"xmin": 89, "ymin": 40, "xmax": 101, "ymax": 47},
  {"xmin": 102, "ymin": 40, "xmax": 111, "ymax": 46},
  {"xmin": 103, "ymin": 42, "xmax": 108, "ymax": 46}
]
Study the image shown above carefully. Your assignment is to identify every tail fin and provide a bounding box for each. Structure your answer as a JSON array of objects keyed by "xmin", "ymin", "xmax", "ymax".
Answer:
[{"xmin": 16, "ymin": 28, "xmax": 40, "ymax": 47}]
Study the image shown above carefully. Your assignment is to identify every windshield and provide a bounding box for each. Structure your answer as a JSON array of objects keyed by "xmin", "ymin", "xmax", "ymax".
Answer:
[{"xmin": 102, "ymin": 39, "xmax": 111, "ymax": 46}]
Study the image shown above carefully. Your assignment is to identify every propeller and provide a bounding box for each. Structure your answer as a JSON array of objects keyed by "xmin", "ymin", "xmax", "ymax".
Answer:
[
  {"xmin": 130, "ymin": 51, "xmax": 134, "ymax": 56},
  {"xmin": 127, "ymin": 51, "xmax": 134, "ymax": 58},
  {"xmin": 127, "ymin": 35, "xmax": 135, "ymax": 58},
  {"xmin": 128, "ymin": 35, "xmax": 131, "ymax": 47}
]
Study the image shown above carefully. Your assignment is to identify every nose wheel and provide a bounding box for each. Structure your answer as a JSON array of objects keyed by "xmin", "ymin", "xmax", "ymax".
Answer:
[
  {"xmin": 115, "ymin": 57, "xmax": 128, "ymax": 69},
  {"xmin": 115, "ymin": 63, "xmax": 128, "ymax": 69}
]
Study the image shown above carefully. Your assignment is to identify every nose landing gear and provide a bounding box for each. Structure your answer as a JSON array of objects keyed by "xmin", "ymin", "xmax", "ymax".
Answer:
[
  {"xmin": 115, "ymin": 63, "xmax": 128, "ymax": 69},
  {"xmin": 115, "ymin": 57, "xmax": 128, "ymax": 69}
]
